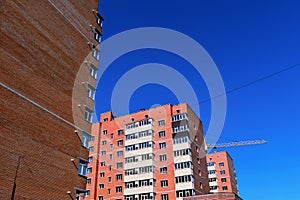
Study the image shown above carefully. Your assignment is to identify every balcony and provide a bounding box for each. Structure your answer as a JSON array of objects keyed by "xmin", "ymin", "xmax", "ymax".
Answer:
[{"xmin": 172, "ymin": 113, "xmax": 188, "ymax": 122}]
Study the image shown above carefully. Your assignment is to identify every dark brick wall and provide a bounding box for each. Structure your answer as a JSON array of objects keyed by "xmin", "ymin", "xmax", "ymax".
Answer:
[{"xmin": 0, "ymin": 0, "xmax": 98, "ymax": 199}]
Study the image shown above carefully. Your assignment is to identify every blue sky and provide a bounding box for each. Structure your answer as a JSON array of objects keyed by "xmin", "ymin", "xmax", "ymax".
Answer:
[{"xmin": 95, "ymin": 1, "xmax": 300, "ymax": 199}]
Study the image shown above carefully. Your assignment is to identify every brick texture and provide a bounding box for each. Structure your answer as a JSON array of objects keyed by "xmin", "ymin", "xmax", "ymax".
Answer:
[{"xmin": 0, "ymin": 0, "xmax": 99, "ymax": 199}]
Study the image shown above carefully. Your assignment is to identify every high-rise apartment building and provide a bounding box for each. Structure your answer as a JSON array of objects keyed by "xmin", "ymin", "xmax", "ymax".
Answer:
[
  {"xmin": 86, "ymin": 103, "xmax": 210, "ymax": 200},
  {"xmin": 0, "ymin": 0, "xmax": 102, "ymax": 199},
  {"xmin": 206, "ymin": 152, "xmax": 238, "ymax": 195}
]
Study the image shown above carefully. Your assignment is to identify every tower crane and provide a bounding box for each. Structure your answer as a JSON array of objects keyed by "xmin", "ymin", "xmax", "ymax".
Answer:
[{"xmin": 205, "ymin": 139, "xmax": 267, "ymax": 151}]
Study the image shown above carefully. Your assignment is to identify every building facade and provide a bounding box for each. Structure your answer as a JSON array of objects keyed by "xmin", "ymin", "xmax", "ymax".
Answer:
[
  {"xmin": 0, "ymin": 0, "xmax": 102, "ymax": 199},
  {"xmin": 206, "ymin": 152, "xmax": 238, "ymax": 195},
  {"xmin": 86, "ymin": 103, "xmax": 210, "ymax": 200},
  {"xmin": 183, "ymin": 193, "xmax": 242, "ymax": 200}
]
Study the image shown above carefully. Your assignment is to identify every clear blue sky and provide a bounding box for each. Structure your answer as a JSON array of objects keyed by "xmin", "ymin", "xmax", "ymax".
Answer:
[{"xmin": 95, "ymin": 1, "xmax": 300, "ymax": 199}]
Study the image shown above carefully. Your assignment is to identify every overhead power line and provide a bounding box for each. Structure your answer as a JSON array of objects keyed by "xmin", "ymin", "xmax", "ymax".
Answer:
[{"xmin": 198, "ymin": 63, "xmax": 300, "ymax": 105}]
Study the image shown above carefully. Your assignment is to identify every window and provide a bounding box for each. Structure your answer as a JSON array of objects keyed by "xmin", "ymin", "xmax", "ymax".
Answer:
[
  {"xmin": 99, "ymin": 184, "xmax": 104, "ymax": 189},
  {"xmin": 117, "ymin": 151, "xmax": 123, "ymax": 157},
  {"xmin": 102, "ymin": 140, "xmax": 107, "ymax": 145},
  {"xmin": 100, "ymin": 172, "xmax": 105, "ymax": 177},
  {"xmin": 220, "ymin": 170, "xmax": 226, "ymax": 175},
  {"xmin": 96, "ymin": 13, "xmax": 104, "ymax": 28},
  {"xmin": 221, "ymin": 178, "xmax": 227, "ymax": 183},
  {"xmin": 110, "ymin": 133, "xmax": 114, "ymax": 139},
  {"xmin": 117, "ymin": 162, "xmax": 123, "ymax": 169},
  {"xmin": 219, "ymin": 162, "xmax": 225, "ymax": 167},
  {"xmin": 78, "ymin": 159, "xmax": 88, "ymax": 176},
  {"xmin": 142, "ymin": 154, "xmax": 153, "ymax": 161},
  {"xmin": 109, "ymin": 165, "xmax": 112, "ymax": 171},
  {"xmin": 110, "ymin": 144, "xmax": 113, "ymax": 149},
  {"xmin": 86, "ymin": 178, "xmax": 92, "ymax": 185},
  {"xmin": 116, "ymin": 186, "xmax": 122, "ymax": 193},
  {"xmin": 98, "ymin": 196, "xmax": 103, "ymax": 200},
  {"xmin": 90, "ymin": 64, "xmax": 98, "ymax": 80},
  {"xmin": 88, "ymin": 156, "xmax": 93, "ymax": 162},
  {"xmin": 87, "ymin": 84, "xmax": 96, "ymax": 100},
  {"xmin": 81, "ymin": 132, "xmax": 92, "ymax": 148},
  {"xmin": 160, "ymin": 167, "xmax": 167, "ymax": 174},
  {"xmin": 209, "ymin": 178, "xmax": 217, "ymax": 182},
  {"xmin": 100, "ymin": 162, "xmax": 105, "ymax": 166},
  {"xmin": 174, "ymin": 149, "xmax": 191, "ymax": 157},
  {"xmin": 175, "ymin": 175, "xmax": 193, "ymax": 184},
  {"xmin": 172, "ymin": 113, "xmax": 188, "ymax": 122},
  {"xmin": 160, "ymin": 154, "xmax": 167, "ymax": 162},
  {"xmin": 92, "ymin": 45, "xmax": 100, "ymax": 60},
  {"xmin": 89, "ymin": 146, "xmax": 94, "ymax": 152},
  {"xmin": 117, "ymin": 140, "xmax": 123, "ymax": 146},
  {"xmin": 173, "ymin": 136, "xmax": 189, "ymax": 144},
  {"xmin": 103, "ymin": 117, "xmax": 108, "ymax": 122},
  {"xmin": 207, "ymin": 162, "xmax": 215, "ymax": 166},
  {"xmin": 118, "ymin": 130, "xmax": 124, "ymax": 135},
  {"xmin": 159, "ymin": 142, "xmax": 166, "ymax": 149},
  {"xmin": 161, "ymin": 194, "xmax": 169, "ymax": 200},
  {"xmin": 87, "ymin": 167, "xmax": 92, "ymax": 174},
  {"xmin": 160, "ymin": 180, "xmax": 168, "ymax": 187},
  {"xmin": 172, "ymin": 124, "xmax": 188, "ymax": 133},
  {"xmin": 116, "ymin": 174, "xmax": 122, "ymax": 181},
  {"xmin": 109, "ymin": 154, "xmax": 113, "ymax": 160},
  {"xmin": 175, "ymin": 162, "xmax": 192, "ymax": 170},
  {"xmin": 84, "ymin": 107, "xmax": 93, "ymax": 123},
  {"xmin": 158, "ymin": 120, "xmax": 165, "ymax": 126},
  {"xmin": 176, "ymin": 189, "xmax": 194, "ymax": 198},
  {"xmin": 85, "ymin": 190, "xmax": 90, "ymax": 197},
  {"xmin": 94, "ymin": 28, "xmax": 102, "ymax": 43},
  {"xmin": 107, "ymin": 188, "xmax": 111, "ymax": 195},
  {"xmin": 101, "ymin": 151, "xmax": 106, "ymax": 156},
  {"xmin": 222, "ymin": 186, "xmax": 228, "ymax": 191},
  {"xmin": 103, "ymin": 130, "xmax": 107, "ymax": 135},
  {"xmin": 108, "ymin": 177, "xmax": 112, "ymax": 183},
  {"xmin": 159, "ymin": 131, "xmax": 166, "ymax": 138},
  {"xmin": 208, "ymin": 170, "xmax": 216, "ymax": 174},
  {"xmin": 139, "ymin": 130, "xmax": 152, "ymax": 138}
]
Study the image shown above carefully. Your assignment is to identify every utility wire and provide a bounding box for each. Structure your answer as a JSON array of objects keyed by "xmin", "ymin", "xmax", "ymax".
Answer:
[
  {"xmin": 197, "ymin": 63, "xmax": 300, "ymax": 105},
  {"xmin": 196, "ymin": 63, "xmax": 300, "ymax": 143}
]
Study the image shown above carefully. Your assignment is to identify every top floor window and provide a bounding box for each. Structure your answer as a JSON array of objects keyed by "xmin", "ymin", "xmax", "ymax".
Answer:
[
  {"xmin": 172, "ymin": 113, "xmax": 188, "ymax": 122},
  {"xmin": 96, "ymin": 13, "xmax": 104, "ymax": 28},
  {"xmin": 126, "ymin": 118, "xmax": 153, "ymax": 129},
  {"xmin": 158, "ymin": 120, "xmax": 165, "ymax": 126}
]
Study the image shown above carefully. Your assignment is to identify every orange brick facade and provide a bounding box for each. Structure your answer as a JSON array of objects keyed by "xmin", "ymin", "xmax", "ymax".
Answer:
[
  {"xmin": 86, "ymin": 104, "xmax": 210, "ymax": 200},
  {"xmin": 206, "ymin": 152, "xmax": 238, "ymax": 195},
  {"xmin": 0, "ymin": 0, "xmax": 101, "ymax": 199}
]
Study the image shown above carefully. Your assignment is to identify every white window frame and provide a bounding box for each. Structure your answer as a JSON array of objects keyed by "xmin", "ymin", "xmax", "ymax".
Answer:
[
  {"xmin": 87, "ymin": 84, "xmax": 96, "ymax": 100},
  {"xmin": 84, "ymin": 107, "xmax": 94, "ymax": 123}
]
